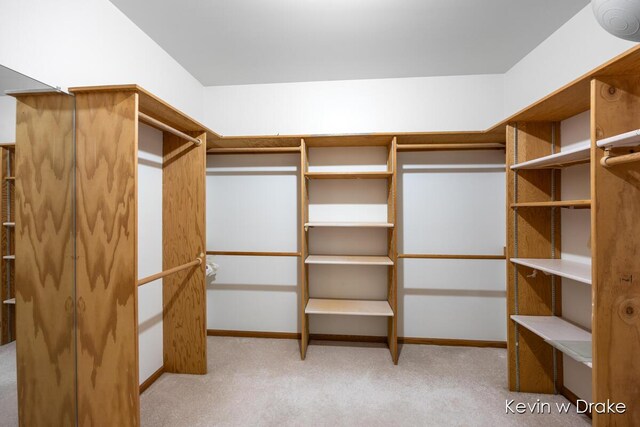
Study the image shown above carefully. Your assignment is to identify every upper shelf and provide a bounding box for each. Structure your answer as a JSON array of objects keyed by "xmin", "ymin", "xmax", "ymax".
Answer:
[
  {"xmin": 511, "ymin": 200, "xmax": 591, "ymax": 209},
  {"xmin": 305, "ymin": 171, "xmax": 392, "ymax": 180},
  {"xmin": 597, "ymin": 129, "xmax": 640, "ymax": 149},
  {"xmin": 511, "ymin": 142, "xmax": 590, "ymax": 170},
  {"xmin": 305, "ymin": 222, "xmax": 394, "ymax": 228},
  {"xmin": 511, "ymin": 258, "xmax": 591, "ymax": 284}
]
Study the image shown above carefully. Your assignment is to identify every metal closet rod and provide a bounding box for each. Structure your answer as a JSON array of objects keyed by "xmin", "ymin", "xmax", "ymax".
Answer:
[
  {"xmin": 138, "ymin": 254, "xmax": 204, "ymax": 287},
  {"xmin": 138, "ymin": 112, "xmax": 202, "ymax": 147}
]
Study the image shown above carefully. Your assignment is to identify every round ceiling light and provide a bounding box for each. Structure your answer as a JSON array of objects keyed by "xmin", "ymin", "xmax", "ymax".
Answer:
[{"xmin": 593, "ymin": 0, "xmax": 640, "ymax": 41}]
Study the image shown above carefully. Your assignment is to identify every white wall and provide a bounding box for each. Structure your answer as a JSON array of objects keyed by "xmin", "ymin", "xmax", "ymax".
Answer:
[
  {"xmin": 204, "ymin": 74, "xmax": 504, "ymax": 135},
  {"xmin": 560, "ymin": 111, "xmax": 592, "ymax": 402},
  {"xmin": 504, "ymin": 6, "xmax": 636, "ymax": 117},
  {"xmin": 0, "ymin": 96, "xmax": 15, "ymax": 142},
  {"xmin": 0, "ymin": 0, "xmax": 203, "ymax": 121},
  {"xmin": 137, "ymin": 124, "xmax": 164, "ymax": 384}
]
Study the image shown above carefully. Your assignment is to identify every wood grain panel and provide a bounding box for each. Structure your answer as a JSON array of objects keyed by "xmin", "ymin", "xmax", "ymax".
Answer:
[
  {"xmin": 506, "ymin": 122, "xmax": 562, "ymax": 394},
  {"xmin": 163, "ymin": 131, "xmax": 207, "ymax": 374},
  {"xmin": 300, "ymin": 139, "xmax": 309, "ymax": 359},
  {"xmin": 14, "ymin": 93, "xmax": 75, "ymax": 426},
  {"xmin": 75, "ymin": 91, "xmax": 140, "ymax": 426},
  {"xmin": 592, "ymin": 76, "xmax": 640, "ymax": 427}
]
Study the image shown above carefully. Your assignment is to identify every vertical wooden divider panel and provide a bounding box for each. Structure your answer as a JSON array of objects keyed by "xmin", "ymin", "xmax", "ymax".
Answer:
[
  {"xmin": 15, "ymin": 94, "xmax": 76, "ymax": 426},
  {"xmin": 506, "ymin": 122, "xmax": 562, "ymax": 393},
  {"xmin": 0, "ymin": 146, "xmax": 14, "ymax": 344},
  {"xmin": 592, "ymin": 76, "xmax": 640, "ymax": 427},
  {"xmin": 300, "ymin": 139, "xmax": 309, "ymax": 359},
  {"xmin": 76, "ymin": 91, "xmax": 140, "ymax": 426},
  {"xmin": 163, "ymin": 131, "xmax": 207, "ymax": 374},
  {"xmin": 387, "ymin": 138, "xmax": 398, "ymax": 364}
]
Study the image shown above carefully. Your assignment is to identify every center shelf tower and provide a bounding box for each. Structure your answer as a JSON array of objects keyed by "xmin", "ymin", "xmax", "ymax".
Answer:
[{"xmin": 299, "ymin": 137, "xmax": 398, "ymax": 364}]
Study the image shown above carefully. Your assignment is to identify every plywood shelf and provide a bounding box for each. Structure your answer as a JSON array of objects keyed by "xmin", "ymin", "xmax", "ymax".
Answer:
[
  {"xmin": 510, "ymin": 200, "xmax": 591, "ymax": 209},
  {"xmin": 511, "ymin": 142, "xmax": 590, "ymax": 170},
  {"xmin": 305, "ymin": 255, "xmax": 394, "ymax": 266},
  {"xmin": 305, "ymin": 298, "xmax": 394, "ymax": 316},
  {"xmin": 3, "ymin": 298, "xmax": 15, "ymax": 305},
  {"xmin": 511, "ymin": 315, "xmax": 592, "ymax": 367},
  {"xmin": 305, "ymin": 222, "xmax": 394, "ymax": 228},
  {"xmin": 597, "ymin": 129, "xmax": 640, "ymax": 149},
  {"xmin": 510, "ymin": 258, "xmax": 591, "ymax": 285},
  {"xmin": 304, "ymin": 171, "xmax": 392, "ymax": 180}
]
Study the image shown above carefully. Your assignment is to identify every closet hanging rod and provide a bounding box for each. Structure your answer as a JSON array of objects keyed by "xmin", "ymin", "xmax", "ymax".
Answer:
[
  {"xmin": 138, "ymin": 254, "xmax": 204, "ymax": 287},
  {"xmin": 600, "ymin": 151, "xmax": 640, "ymax": 167},
  {"xmin": 138, "ymin": 112, "xmax": 202, "ymax": 146}
]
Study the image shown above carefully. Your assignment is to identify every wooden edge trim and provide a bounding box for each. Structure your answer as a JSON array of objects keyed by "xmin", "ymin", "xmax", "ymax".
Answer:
[
  {"xmin": 206, "ymin": 251, "xmax": 301, "ymax": 257},
  {"xmin": 398, "ymin": 254, "xmax": 506, "ymax": 260},
  {"xmin": 139, "ymin": 365, "xmax": 164, "ymax": 394},
  {"xmin": 560, "ymin": 385, "xmax": 591, "ymax": 419},
  {"xmin": 207, "ymin": 147, "xmax": 301, "ymax": 155},
  {"xmin": 206, "ymin": 330, "xmax": 507, "ymax": 348}
]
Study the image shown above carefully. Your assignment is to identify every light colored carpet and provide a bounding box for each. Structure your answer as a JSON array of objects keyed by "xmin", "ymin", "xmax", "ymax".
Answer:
[
  {"xmin": 0, "ymin": 341, "xmax": 18, "ymax": 427},
  {"xmin": 140, "ymin": 337, "xmax": 591, "ymax": 427}
]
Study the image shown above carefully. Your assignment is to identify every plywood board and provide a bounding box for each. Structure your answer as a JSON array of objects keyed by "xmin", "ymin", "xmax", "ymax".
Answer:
[
  {"xmin": 15, "ymin": 93, "xmax": 76, "ymax": 425},
  {"xmin": 75, "ymin": 91, "xmax": 140, "ymax": 426}
]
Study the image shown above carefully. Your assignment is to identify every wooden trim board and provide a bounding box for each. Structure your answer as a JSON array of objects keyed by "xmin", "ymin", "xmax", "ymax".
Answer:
[
  {"xmin": 207, "ymin": 250, "xmax": 301, "ymax": 257},
  {"xmin": 139, "ymin": 366, "xmax": 165, "ymax": 394}
]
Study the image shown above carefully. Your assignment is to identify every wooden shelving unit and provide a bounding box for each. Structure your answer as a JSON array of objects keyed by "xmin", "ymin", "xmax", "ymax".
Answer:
[
  {"xmin": 510, "ymin": 258, "xmax": 591, "ymax": 285},
  {"xmin": 0, "ymin": 143, "xmax": 15, "ymax": 345},
  {"xmin": 305, "ymin": 255, "xmax": 394, "ymax": 266},
  {"xmin": 300, "ymin": 138, "xmax": 398, "ymax": 363}
]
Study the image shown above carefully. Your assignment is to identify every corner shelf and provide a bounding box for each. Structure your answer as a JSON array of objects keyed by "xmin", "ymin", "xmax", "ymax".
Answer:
[
  {"xmin": 305, "ymin": 222, "xmax": 394, "ymax": 228},
  {"xmin": 305, "ymin": 255, "xmax": 394, "ymax": 266},
  {"xmin": 510, "ymin": 142, "xmax": 590, "ymax": 170},
  {"xmin": 510, "ymin": 258, "xmax": 591, "ymax": 285},
  {"xmin": 597, "ymin": 129, "xmax": 640, "ymax": 148},
  {"xmin": 3, "ymin": 298, "xmax": 15, "ymax": 305},
  {"xmin": 511, "ymin": 315, "xmax": 592, "ymax": 368},
  {"xmin": 305, "ymin": 298, "xmax": 394, "ymax": 317},
  {"xmin": 305, "ymin": 171, "xmax": 392, "ymax": 179},
  {"xmin": 510, "ymin": 200, "xmax": 591, "ymax": 209}
]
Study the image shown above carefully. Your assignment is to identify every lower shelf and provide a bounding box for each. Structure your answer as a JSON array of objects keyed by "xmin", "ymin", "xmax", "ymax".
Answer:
[
  {"xmin": 511, "ymin": 315, "xmax": 591, "ymax": 367},
  {"xmin": 305, "ymin": 255, "xmax": 393, "ymax": 266},
  {"xmin": 3, "ymin": 298, "xmax": 15, "ymax": 305},
  {"xmin": 305, "ymin": 298, "xmax": 394, "ymax": 317}
]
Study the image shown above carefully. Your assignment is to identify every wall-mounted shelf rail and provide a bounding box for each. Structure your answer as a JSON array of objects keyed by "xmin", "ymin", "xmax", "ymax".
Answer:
[
  {"xmin": 305, "ymin": 255, "xmax": 393, "ymax": 266},
  {"xmin": 510, "ymin": 258, "xmax": 591, "ymax": 285},
  {"xmin": 305, "ymin": 298, "xmax": 394, "ymax": 317},
  {"xmin": 510, "ymin": 142, "xmax": 590, "ymax": 170},
  {"xmin": 511, "ymin": 315, "xmax": 592, "ymax": 367},
  {"xmin": 510, "ymin": 200, "xmax": 591, "ymax": 209}
]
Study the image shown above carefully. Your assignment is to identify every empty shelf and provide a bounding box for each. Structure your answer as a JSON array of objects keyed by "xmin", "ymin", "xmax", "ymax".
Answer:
[
  {"xmin": 3, "ymin": 298, "xmax": 15, "ymax": 305},
  {"xmin": 305, "ymin": 222, "xmax": 394, "ymax": 228},
  {"xmin": 511, "ymin": 143, "xmax": 590, "ymax": 170},
  {"xmin": 305, "ymin": 298, "xmax": 394, "ymax": 316},
  {"xmin": 305, "ymin": 255, "xmax": 393, "ymax": 265},
  {"xmin": 3, "ymin": 222, "xmax": 14, "ymax": 227},
  {"xmin": 511, "ymin": 315, "xmax": 592, "ymax": 367},
  {"xmin": 305, "ymin": 171, "xmax": 393, "ymax": 179},
  {"xmin": 511, "ymin": 200, "xmax": 591, "ymax": 209},
  {"xmin": 597, "ymin": 129, "xmax": 640, "ymax": 148},
  {"xmin": 3, "ymin": 255, "xmax": 15, "ymax": 260},
  {"xmin": 510, "ymin": 258, "xmax": 591, "ymax": 284}
]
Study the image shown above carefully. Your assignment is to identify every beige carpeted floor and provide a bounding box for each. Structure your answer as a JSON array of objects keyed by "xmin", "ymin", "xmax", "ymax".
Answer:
[
  {"xmin": 140, "ymin": 337, "xmax": 591, "ymax": 427},
  {"xmin": 0, "ymin": 341, "xmax": 18, "ymax": 427}
]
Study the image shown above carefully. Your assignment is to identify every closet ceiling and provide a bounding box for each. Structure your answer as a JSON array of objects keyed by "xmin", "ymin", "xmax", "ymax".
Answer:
[{"xmin": 110, "ymin": 0, "xmax": 588, "ymax": 86}]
